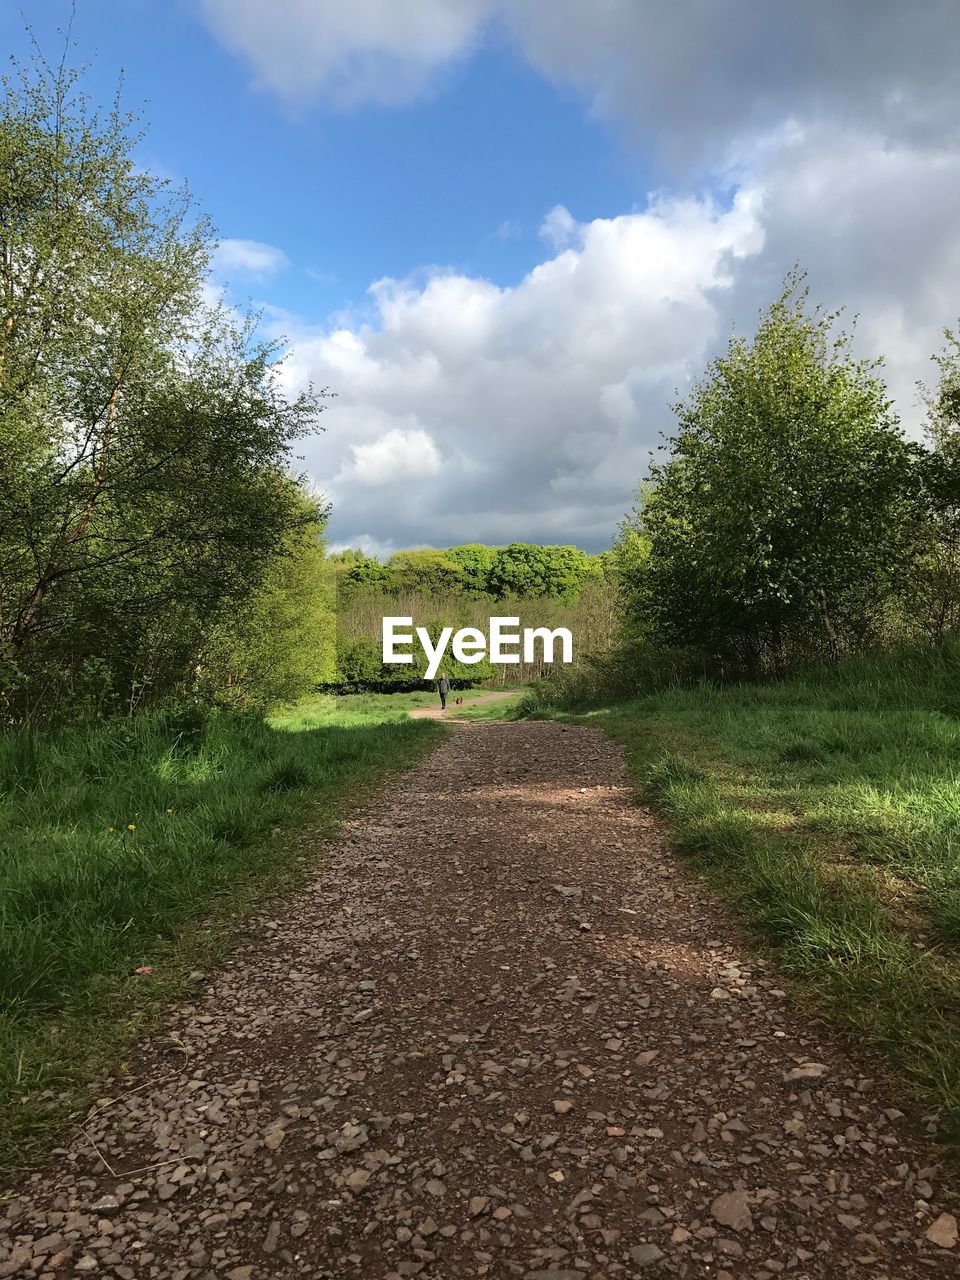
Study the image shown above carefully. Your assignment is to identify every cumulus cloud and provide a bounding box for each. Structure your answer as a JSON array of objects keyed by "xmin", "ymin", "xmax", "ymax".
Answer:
[
  {"xmin": 539, "ymin": 205, "xmax": 579, "ymax": 252},
  {"xmin": 275, "ymin": 122, "xmax": 960, "ymax": 551},
  {"xmin": 507, "ymin": 0, "xmax": 960, "ymax": 165},
  {"xmin": 276, "ymin": 190, "xmax": 764, "ymax": 549},
  {"xmin": 212, "ymin": 238, "xmax": 290, "ymax": 281},
  {"xmin": 199, "ymin": 0, "xmax": 960, "ymax": 550},
  {"xmin": 200, "ymin": 1, "xmax": 960, "ymax": 160},
  {"xmin": 723, "ymin": 124, "xmax": 960, "ymax": 423},
  {"xmin": 344, "ymin": 426, "xmax": 443, "ymax": 486},
  {"xmin": 199, "ymin": 0, "xmax": 492, "ymax": 106}
]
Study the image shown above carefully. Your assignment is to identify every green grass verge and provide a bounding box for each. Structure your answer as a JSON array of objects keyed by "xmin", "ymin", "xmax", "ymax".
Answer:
[
  {"xmin": 0, "ymin": 704, "xmax": 442, "ymax": 1185},
  {"xmin": 522, "ymin": 646, "xmax": 960, "ymax": 1144},
  {"xmin": 276, "ymin": 689, "xmax": 446, "ymax": 727},
  {"xmin": 282, "ymin": 686, "xmax": 527, "ymax": 727},
  {"xmin": 445, "ymin": 691, "xmax": 526, "ymax": 721}
]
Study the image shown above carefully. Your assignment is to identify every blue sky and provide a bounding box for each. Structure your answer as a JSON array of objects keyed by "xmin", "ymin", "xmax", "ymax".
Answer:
[
  {"xmin": 5, "ymin": 2, "xmax": 960, "ymax": 553},
  {"xmin": 3, "ymin": 3, "xmax": 648, "ymax": 319}
]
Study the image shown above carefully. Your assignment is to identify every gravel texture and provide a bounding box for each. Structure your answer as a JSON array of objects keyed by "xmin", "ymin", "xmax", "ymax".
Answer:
[{"xmin": 2, "ymin": 721, "xmax": 957, "ymax": 1279}]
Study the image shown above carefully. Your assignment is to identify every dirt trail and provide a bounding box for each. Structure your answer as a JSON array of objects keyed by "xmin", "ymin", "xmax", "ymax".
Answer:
[
  {"xmin": 409, "ymin": 691, "xmax": 517, "ymax": 719},
  {"xmin": 2, "ymin": 723, "xmax": 957, "ymax": 1279}
]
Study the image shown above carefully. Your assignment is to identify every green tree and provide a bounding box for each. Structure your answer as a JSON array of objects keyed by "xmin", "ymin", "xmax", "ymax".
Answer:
[
  {"xmin": 330, "ymin": 550, "xmax": 390, "ymax": 601},
  {"xmin": 199, "ymin": 496, "xmax": 335, "ymax": 711},
  {"xmin": 613, "ymin": 496, "xmax": 651, "ymax": 631},
  {"xmin": 910, "ymin": 328, "xmax": 960, "ymax": 640},
  {"xmin": 446, "ymin": 543, "xmax": 498, "ymax": 595},
  {"xmin": 385, "ymin": 549, "xmax": 465, "ymax": 596},
  {"xmin": 638, "ymin": 273, "xmax": 920, "ymax": 671},
  {"xmin": 488, "ymin": 543, "xmax": 592, "ymax": 603},
  {"xmin": 0, "ymin": 54, "xmax": 325, "ymax": 716}
]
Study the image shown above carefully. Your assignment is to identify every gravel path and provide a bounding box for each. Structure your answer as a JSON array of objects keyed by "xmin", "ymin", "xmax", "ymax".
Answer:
[{"xmin": 2, "ymin": 722, "xmax": 957, "ymax": 1279}]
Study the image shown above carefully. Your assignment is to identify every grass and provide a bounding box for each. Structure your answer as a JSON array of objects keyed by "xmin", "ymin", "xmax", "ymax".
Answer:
[
  {"xmin": 451, "ymin": 692, "xmax": 526, "ymax": 720},
  {"xmin": 276, "ymin": 688, "xmax": 446, "ymax": 727},
  {"xmin": 523, "ymin": 644, "xmax": 960, "ymax": 1144},
  {"xmin": 0, "ymin": 702, "xmax": 443, "ymax": 1183},
  {"xmin": 280, "ymin": 685, "xmax": 527, "ymax": 728}
]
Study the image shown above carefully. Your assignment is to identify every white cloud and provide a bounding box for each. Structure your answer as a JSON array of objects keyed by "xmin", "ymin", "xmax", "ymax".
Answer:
[
  {"xmin": 198, "ymin": 0, "xmax": 960, "ymax": 551},
  {"xmin": 272, "ymin": 125, "xmax": 960, "ymax": 550},
  {"xmin": 212, "ymin": 238, "xmax": 290, "ymax": 281},
  {"xmin": 200, "ymin": 1, "xmax": 960, "ymax": 160},
  {"xmin": 199, "ymin": 0, "xmax": 492, "ymax": 106},
  {"xmin": 275, "ymin": 190, "xmax": 764, "ymax": 548},
  {"xmin": 328, "ymin": 533, "xmax": 399, "ymax": 559},
  {"xmin": 345, "ymin": 426, "xmax": 443, "ymax": 486},
  {"xmin": 720, "ymin": 124, "xmax": 960, "ymax": 429},
  {"xmin": 539, "ymin": 205, "xmax": 579, "ymax": 251}
]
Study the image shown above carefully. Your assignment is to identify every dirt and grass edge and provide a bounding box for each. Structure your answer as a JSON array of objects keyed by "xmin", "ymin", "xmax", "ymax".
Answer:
[
  {"xmin": 0, "ymin": 719, "xmax": 445, "ymax": 1191},
  {"xmin": 523, "ymin": 698, "xmax": 960, "ymax": 1159}
]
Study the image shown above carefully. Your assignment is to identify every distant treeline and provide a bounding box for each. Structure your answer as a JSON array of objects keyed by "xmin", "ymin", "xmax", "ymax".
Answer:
[
  {"xmin": 328, "ymin": 544, "xmax": 618, "ymax": 688},
  {"xmin": 331, "ymin": 543, "xmax": 613, "ymax": 603}
]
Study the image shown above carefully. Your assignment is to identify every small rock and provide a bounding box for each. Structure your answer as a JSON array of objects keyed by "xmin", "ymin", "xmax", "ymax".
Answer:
[
  {"xmin": 711, "ymin": 1190, "xmax": 753, "ymax": 1233},
  {"xmin": 784, "ymin": 1062, "xmax": 829, "ymax": 1083},
  {"xmin": 630, "ymin": 1243, "xmax": 665, "ymax": 1268},
  {"xmin": 925, "ymin": 1213, "xmax": 958, "ymax": 1249}
]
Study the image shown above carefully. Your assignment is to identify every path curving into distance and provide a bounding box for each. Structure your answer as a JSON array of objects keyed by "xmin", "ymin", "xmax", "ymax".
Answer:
[{"xmin": 1, "ymin": 722, "xmax": 956, "ymax": 1278}]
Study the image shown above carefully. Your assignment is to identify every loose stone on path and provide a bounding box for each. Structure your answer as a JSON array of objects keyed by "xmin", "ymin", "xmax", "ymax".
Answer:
[{"xmin": 1, "ymin": 721, "xmax": 956, "ymax": 1277}]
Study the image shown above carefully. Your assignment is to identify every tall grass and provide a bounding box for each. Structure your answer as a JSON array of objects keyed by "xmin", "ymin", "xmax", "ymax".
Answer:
[
  {"xmin": 526, "ymin": 643, "xmax": 960, "ymax": 1142},
  {"xmin": 0, "ymin": 704, "xmax": 441, "ymax": 1178}
]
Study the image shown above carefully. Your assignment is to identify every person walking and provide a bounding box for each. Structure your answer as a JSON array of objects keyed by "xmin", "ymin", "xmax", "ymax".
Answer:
[{"xmin": 437, "ymin": 671, "xmax": 451, "ymax": 711}]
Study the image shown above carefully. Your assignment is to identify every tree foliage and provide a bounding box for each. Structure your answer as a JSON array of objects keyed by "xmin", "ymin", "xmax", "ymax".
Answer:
[
  {"xmin": 487, "ymin": 543, "xmax": 596, "ymax": 603},
  {"xmin": 329, "ymin": 551, "xmax": 390, "ymax": 601},
  {"xmin": 198, "ymin": 498, "xmax": 336, "ymax": 712},
  {"xmin": 330, "ymin": 542, "xmax": 607, "ymax": 608},
  {"xmin": 446, "ymin": 544, "xmax": 498, "ymax": 595},
  {"xmin": 906, "ymin": 329, "xmax": 960, "ymax": 641},
  {"xmin": 386, "ymin": 549, "xmax": 465, "ymax": 596},
  {"xmin": 0, "ymin": 54, "xmax": 329, "ymax": 719},
  {"xmin": 635, "ymin": 274, "xmax": 921, "ymax": 673}
]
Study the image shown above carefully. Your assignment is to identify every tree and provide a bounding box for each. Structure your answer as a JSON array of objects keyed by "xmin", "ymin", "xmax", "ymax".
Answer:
[
  {"xmin": 488, "ymin": 544, "xmax": 592, "ymax": 603},
  {"xmin": 199, "ymin": 496, "xmax": 336, "ymax": 712},
  {"xmin": 638, "ymin": 272, "xmax": 920, "ymax": 672},
  {"xmin": 910, "ymin": 328, "xmax": 960, "ymax": 640},
  {"xmin": 385, "ymin": 549, "xmax": 465, "ymax": 596},
  {"xmin": 330, "ymin": 551, "xmax": 390, "ymax": 601},
  {"xmin": 0, "ymin": 53, "xmax": 325, "ymax": 717},
  {"xmin": 446, "ymin": 544, "xmax": 498, "ymax": 595},
  {"xmin": 613, "ymin": 495, "xmax": 651, "ymax": 631}
]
